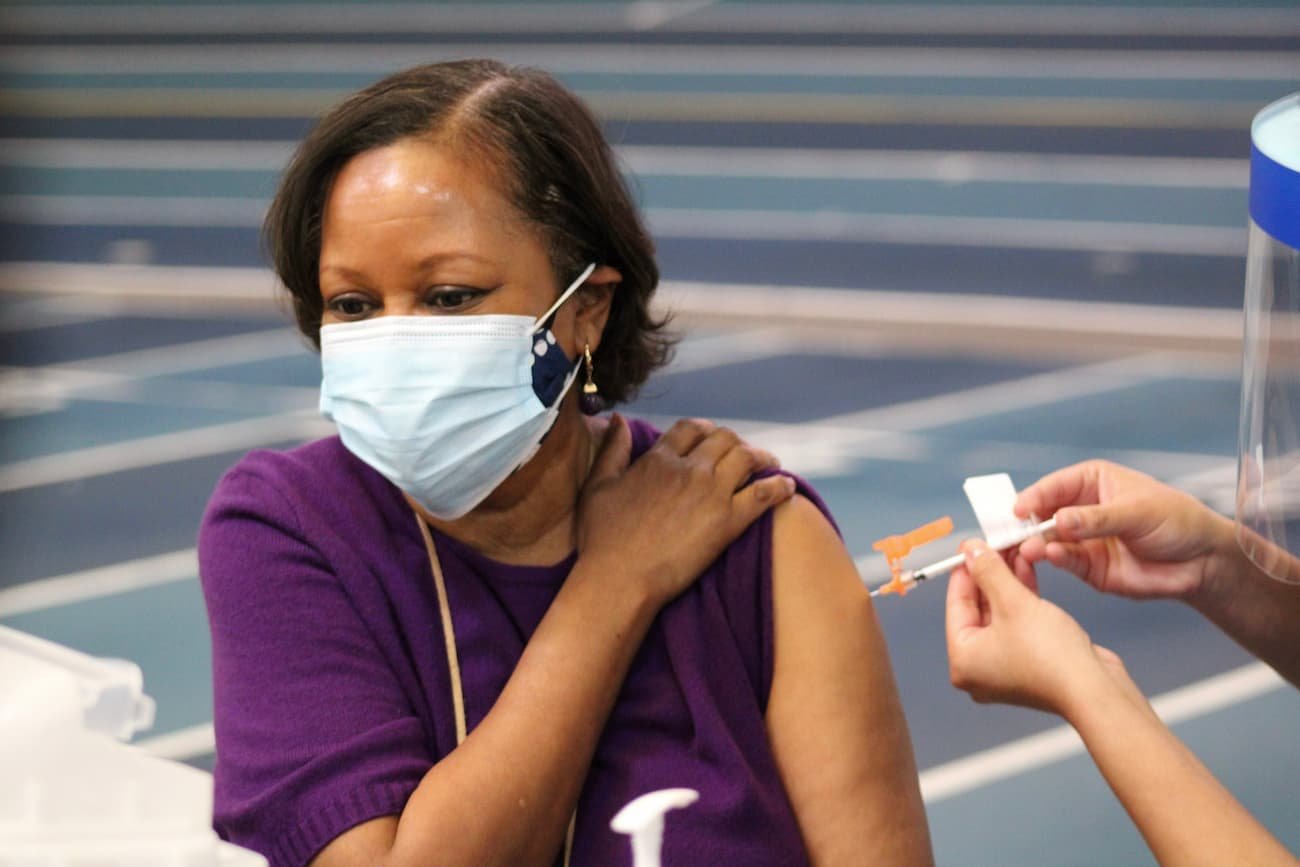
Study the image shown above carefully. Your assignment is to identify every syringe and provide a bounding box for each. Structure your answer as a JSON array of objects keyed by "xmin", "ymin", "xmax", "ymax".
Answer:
[{"xmin": 869, "ymin": 517, "xmax": 1057, "ymax": 598}]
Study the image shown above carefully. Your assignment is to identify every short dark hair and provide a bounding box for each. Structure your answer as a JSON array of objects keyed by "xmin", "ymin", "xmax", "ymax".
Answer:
[{"xmin": 265, "ymin": 58, "xmax": 673, "ymax": 405}]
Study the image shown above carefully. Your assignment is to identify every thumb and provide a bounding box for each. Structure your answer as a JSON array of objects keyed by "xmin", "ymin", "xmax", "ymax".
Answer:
[
  {"xmin": 1055, "ymin": 501, "xmax": 1136, "ymax": 541},
  {"xmin": 962, "ymin": 540, "xmax": 1030, "ymax": 612},
  {"xmin": 588, "ymin": 413, "xmax": 631, "ymax": 484},
  {"xmin": 1093, "ymin": 644, "xmax": 1123, "ymax": 666},
  {"xmin": 731, "ymin": 474, "xmax": 797, "ymax": 533}
]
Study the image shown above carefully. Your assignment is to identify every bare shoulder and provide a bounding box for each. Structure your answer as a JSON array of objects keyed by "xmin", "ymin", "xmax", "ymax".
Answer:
[
  {"xmin": 771, "ymin": 493, "xmax": 859, "ymax": 585},
  {"xmin": 769, "ymin": 493, "xmax": 875, "ymax": 636},
  {"xmin": 772, "ymin": 491, "xmax": 836, "ymax": 536}
]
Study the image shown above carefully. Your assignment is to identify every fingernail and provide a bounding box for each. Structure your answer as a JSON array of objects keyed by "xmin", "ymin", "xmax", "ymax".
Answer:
[
  {"xmin": 965, "ymin": 541, "xmax": 988, "ymax": 562},
  {"xmin": 1059, "ymin": 509, "xmax": 1078, "ymax": 531},
  {"xmin": 783, "ymin": 476, "xmax": 796, "ymax": 495}
]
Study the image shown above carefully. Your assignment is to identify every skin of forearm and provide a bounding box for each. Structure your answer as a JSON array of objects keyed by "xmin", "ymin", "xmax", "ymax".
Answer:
[
  {"xmin": 386, "ymin": 558, "xmax": 659, "ymax": 867},
  {"xmin": 1066, "ymin": 669, "xmax": 1297, "ymax": 867},
  {"xmin": 1192, "ymin": 514, "xmax": 1300, "ymax": 688}
]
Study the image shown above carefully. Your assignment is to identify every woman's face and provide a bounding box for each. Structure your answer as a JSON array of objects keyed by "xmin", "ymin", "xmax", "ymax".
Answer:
[
  {"xmin": 318, "ymin": 137, "xmax": 591, "ymax": 343},
  {"xmin": 317, "ymin": 137, "xmax": 618, "ymax": 518}
]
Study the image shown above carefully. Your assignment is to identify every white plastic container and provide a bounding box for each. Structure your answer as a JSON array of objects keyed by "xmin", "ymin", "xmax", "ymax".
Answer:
[{"xmin": 0, "ymin": 625, "xmax": 265, "ymax": 867}]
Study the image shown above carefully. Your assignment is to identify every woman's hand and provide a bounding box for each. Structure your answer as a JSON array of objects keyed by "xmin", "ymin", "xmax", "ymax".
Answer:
[
  {"xmin": 946, "ymin": 539, "xmax": 1143, "ymax": 720},
  {"xmin": 577, "ymin": 415, "xmax": 796, "ymax": 608},
  {"xmin": 1014, "ymin": 460, "xmax": 1231, "ymax": 604},
  {"xmin": 947, "ymin": 540, "xmax": 1300, "ymax": 867}
]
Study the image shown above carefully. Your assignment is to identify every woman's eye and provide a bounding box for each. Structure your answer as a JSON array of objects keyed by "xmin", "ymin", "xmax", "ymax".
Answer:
[
  {"xmin": 427, "ymin": 288, "xmax": 484, "ymax": 311},
  {"xmin": 328, "ymin": 295, "xmax": 374, "ymax": 318}
]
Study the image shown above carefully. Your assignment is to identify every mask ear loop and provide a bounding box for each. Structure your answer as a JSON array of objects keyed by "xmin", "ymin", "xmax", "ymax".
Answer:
[{"xmin": 532, "ymin": 262, "xmax": 598, "ymax": 334}]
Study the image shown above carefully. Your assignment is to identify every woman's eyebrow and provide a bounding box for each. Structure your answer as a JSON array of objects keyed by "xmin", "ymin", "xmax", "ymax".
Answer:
[
  {"xmin": 320, "ymin": 252, "xmax": 493, "ymax": 280},
  {"xmin": 318, "ymin": 263, "xmax": 367, "ymax": 282},
  {"xmin": 414, "ymin": 251, "xmax": 493, "ymax": 270}
]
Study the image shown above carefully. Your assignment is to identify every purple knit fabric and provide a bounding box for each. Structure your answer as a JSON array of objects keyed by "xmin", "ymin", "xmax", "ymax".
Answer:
[{"xmin": 199, "ymin": 419, "xmax": 830, "ymax": 866}]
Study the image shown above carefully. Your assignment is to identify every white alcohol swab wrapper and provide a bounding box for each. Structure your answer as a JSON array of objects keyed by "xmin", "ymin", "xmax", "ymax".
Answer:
[{"xmin": 963, "ymin": 473, "xmax": 1040, "ymax": 550}]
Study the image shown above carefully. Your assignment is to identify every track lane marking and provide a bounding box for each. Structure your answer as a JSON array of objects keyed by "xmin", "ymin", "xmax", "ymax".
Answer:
[
  {"xmin": 0, "ymin": 139, "xmax": 1249, "ymax": 189},
  {"xmin": 0, "ymin": 410, "xmax": 330, "ymax": 493},
  {"xmin": 0, "ymin": 549, "xmax": 197, "ymax": 618},
  {"xmin": 0, "ymin": 89, "xmax": 1267, "ymax": 129},
  {"xmin": 919, "ymin": 661, "xmax": 1286, "ymax": 803},
  {"xmin": 0, "ymin": 196, "xmax": 1248, "ymax": 255},
  {"xmin": 3, "ymin": 44, "xmax": 1295, "ymax": 79},
  {"xmin": 5, "ymin": 2, "xmax": 1296, "ymax": 37}
]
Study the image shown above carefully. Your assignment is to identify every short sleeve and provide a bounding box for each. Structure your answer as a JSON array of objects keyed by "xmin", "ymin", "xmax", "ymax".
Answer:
[
  {"xmin": 712, "ymin": 470, "xmax": 839, "ymax": 711},
  {"xmin": 198, "ymin": 463, "xmax": 431, "ymax": 867}
]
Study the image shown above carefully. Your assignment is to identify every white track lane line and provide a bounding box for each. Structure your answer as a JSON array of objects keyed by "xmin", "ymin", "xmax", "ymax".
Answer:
[
  {"xmin": 632, "ymin": 354, "xmax": 1174, "ymax": 481},
  {"xmin": 0, "ymin": 262, "xmax": 276, "ymax": 302},
  {"xmin": 645, "ymin": 209, "xmax": 1246, "ymax": 257},
  {"xmin": 790, "ymin": 354, "xmax": 1167, "ymax": 434},
  {"xmin": 954, "ymin": 442, "xmax": 1233, "ymax": 482},
  {"xmin": 0, "ymin": 195, "xmax": 1248, "ymax": 256},
  {"xmin": 0, "ymin": 549, "xmax": 197, "ymax": 618},
  {"xmin": 663, "ymin": 281, "xmax": 1245, "ymax": 347},
  {"xmin": 676, "ymin": 5, "xmax": 1300, "ymax": 38},
  {"xmin": 0, "ymin": 139, "xmax": 295, "ymax": 170},
  {"xmin": 667, "ymin": 327, "xmax": 796, "ymax": 374},
  {"xmin": 0, "ymin": 307, "xmax": 117, "ymax": 333},
  {"xmin": 0, "ymin": 411, "xmax": 331, "ymax": 493},
  {"xmin": 0, "ymin": 195, "xmax": 266, "ymax": 227},
  {"xmin": 919, "ymin": 661, "xmax": 1286, "ymax": 803},
  {"xmin": 3, "ymin": 44, "xmax": 1294, "ymax": 80},
  {"xmin": 622, "ymin": 147, "xmax": 1248, "ymax": 188},
  {"xmin": 45, "ymin": 329, "xmax": 304, "ymax": 378},
  {"xmin": 1, "ymin": 328, "xmax": 310, "ymax": 410},
  {"xmin": 3, "ymin": 264, "xmax": 1248, "ymax": 348},
  {"xmin": 0, "ymin": 89, "xmax": 1264, "ymax": 128},
  {"xmin": 0, "ymin": 139, "xmax": 1248, "ymax": 190},
  {"xmin": 5, "ymin": 3, "xmax": 1296, "ymax": 37}
]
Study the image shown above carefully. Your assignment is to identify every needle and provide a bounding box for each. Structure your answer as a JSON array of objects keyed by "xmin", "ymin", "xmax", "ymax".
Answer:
[{"xmin": 869, "ymin": 517, "xmax": 1057, "ymax": 598}]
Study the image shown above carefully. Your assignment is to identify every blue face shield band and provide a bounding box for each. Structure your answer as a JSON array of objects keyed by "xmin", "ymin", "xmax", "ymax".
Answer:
[{"xmin": 318, "ymin": 263, "xmax": 597, "ymax": 520}]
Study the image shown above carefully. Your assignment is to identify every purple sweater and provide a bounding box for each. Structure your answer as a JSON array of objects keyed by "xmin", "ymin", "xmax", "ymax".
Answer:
[{"xmin": 198, "ymin": 419, "xmax": 825, "ymax": 866}]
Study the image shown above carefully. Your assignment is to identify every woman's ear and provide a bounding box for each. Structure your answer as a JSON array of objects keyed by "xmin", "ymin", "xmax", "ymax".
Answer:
[{"xmin": 575, "ymin": 264, "xmax": 621, "ymax": 350}]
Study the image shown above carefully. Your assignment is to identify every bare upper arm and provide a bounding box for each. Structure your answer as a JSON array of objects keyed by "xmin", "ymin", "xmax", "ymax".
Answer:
[
  {"xmin": 308, "ymin": 816, "xmax": 398, "ymax": 867},
  {"xmin": 765, "ymin": 495, "xmax": 933, "ymax": 865}
]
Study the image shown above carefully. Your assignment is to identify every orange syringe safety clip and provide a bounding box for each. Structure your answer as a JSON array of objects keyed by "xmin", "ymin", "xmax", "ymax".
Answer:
[{"xmin": 872, "ymin": 516, "xmax": 954, "ymax": 597}]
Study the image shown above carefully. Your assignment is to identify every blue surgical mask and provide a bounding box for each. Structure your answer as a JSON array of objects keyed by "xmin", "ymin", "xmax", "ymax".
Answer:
[{"xmin": 319, "ymin": 263, "xmax": 597, "ymax": 519}]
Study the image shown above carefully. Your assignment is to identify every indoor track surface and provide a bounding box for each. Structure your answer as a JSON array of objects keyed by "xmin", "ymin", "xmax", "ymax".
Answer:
[{"xmin": 1, "ymin": 2, "xmax": 1298, "ymax": 864}]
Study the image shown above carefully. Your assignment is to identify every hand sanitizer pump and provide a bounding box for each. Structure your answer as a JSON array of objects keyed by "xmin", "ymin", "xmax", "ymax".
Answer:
[{"xmin": 609, "ymin": 788, "xmax": 700, "ymax": 867}]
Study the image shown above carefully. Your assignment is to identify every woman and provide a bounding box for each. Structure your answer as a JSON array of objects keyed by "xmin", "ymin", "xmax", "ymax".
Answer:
[{"xmin": 199, "ymin": 59, "xmax": 930, "ymax": 866}]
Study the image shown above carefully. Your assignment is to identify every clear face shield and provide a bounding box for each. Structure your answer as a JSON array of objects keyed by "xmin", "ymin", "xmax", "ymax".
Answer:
[{"xmin": 1236, "ymin": 93, "xmax": 1300, "ymax": 585}]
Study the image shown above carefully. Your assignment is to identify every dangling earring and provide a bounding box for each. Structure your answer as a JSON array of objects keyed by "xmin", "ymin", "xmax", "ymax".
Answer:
[{"xmin": 579, "ymin": 343, "xmax": 602, "ymax": 415}]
